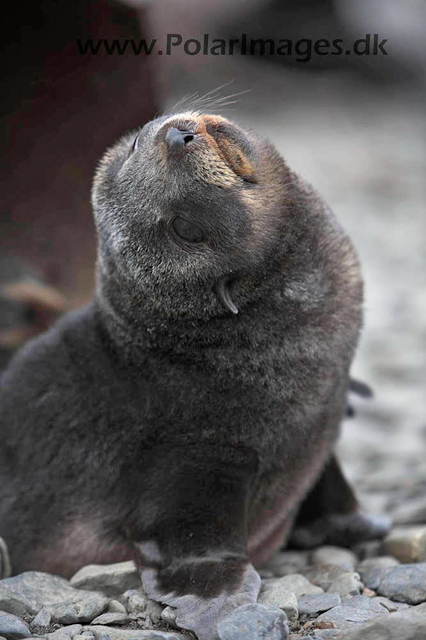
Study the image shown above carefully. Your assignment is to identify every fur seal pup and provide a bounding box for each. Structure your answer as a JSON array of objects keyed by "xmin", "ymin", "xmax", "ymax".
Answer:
[{"xmin": 0, "ymin": 112, "xmax": 390, "ymax": 638}]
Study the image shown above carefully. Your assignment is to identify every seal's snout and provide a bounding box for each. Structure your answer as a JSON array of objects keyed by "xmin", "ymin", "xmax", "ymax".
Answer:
[{"xmin": 165, "ymin": 127, "xmax": 196, "ymax": 153}]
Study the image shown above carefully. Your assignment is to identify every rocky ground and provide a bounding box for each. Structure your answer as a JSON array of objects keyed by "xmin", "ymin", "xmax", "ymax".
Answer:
[{"xmin": 1, "ymin": 535, "xmax": 426, "ymax": 640}]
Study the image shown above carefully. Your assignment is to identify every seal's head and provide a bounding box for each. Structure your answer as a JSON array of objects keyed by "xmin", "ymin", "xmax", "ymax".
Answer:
[{"xmin": 92, "ymin": 112, "xmax": 293, "ymax": 320}]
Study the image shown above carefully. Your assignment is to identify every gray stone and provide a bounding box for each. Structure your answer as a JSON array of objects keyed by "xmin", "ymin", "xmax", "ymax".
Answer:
[
  {"xmin": 315, "ymin": 595, "xmax": 389, "ymax": 629},
  {"xmin": 336, "ymin": 603, "xmax": 426, "ymax": 639},
  {"xmin": 46, "ymin": 594, "xmax": 109, "ymax": 624},
  {"xmin": 357, "ymin": 556, "xmax": 399, "ymax": 590},
  {"xmin": 107, "ymin": 601, "xmax": 127, "ymax": 614},
  {"xmin": 0, "ymin": 572, "xmax": 108, "ymax": 616},
  {"xmin": 371, "ymin": 596, "xmax": 410, "ymax": 612},
  {"xmin": 122, "ymin": 590, "xmax": 163, "ymax": 624},
  {"xmin": 301, "ymin": 565, "xmax": 349, "ymax": 591},
  {"xmin": 258, "ymin": 588, "xmax": 298, "ymax": 621},
  {"xmin": 160, "ymin": 607, "xmax": 177, "ymax": 627},
  {"xmin": 263, "ymin": 551, "xmax": 309, "ymax": 577},
  {"xmin": 298, "ymin": 593, "xmax": 341, "ymax": 615},
  {"xmin": 352, "ymin": 540, "xmax": 382, "ymax": 561},
  {"xmin": 44, "ymin": 625, "xmax": 83, "ymax": 640},
  {"xmin": 90, "ymin": 613, "xmax": 130, "ymax": 626},
  {"xmin": 217, "ymin": 603, "xmax": 289, "ymax": 640},
  {"xmin": 74, "ymin": 636, "xmax": 95, "ymax": 640},
  {"xmin": 311, "ymin": 632, "xmax": 341, "ymax": 639},
  {"xmin": 383, "ymin": 526, "xmax": 426, "ymax": 562},
  {"xmin": 390, "ymin": 495, "xmax": 426, "ymax": 525},
  {"xmin": 377, "ymin": 563, "xmax": 426, "ymax": 604},
  {"xmin": 258, "ymin": 570, "xmax": 275, "ymax": 579},
  {"xmin": 32, "ymin": 607, "xmax": 52, "ymax": 627},
  {"xmin": 327, "ymin": 573, "xmax": 362, "ymax": 599},
  {"xmin": 261, "ymin": 574, "xmax": 323, "ymax": 597},
  {"xmin": 83, "ymin": 626, "xmax": 191, "ymax": 639},
  {"xmin": 312, "ymin": 547, "xmax": 357, "ymax": 571},
  {"xmin": 70, "ymin": 562, "xmax": 141, "ymax": 597},
  {"xmin": 0, "ymin": 613, "xmax": 31, "ymax": 639}
]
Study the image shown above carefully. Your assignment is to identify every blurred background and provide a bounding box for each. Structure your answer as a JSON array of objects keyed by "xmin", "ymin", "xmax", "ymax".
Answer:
[{"xmin": 1, "ymin": 0, "xmax": 425, "ymax": 524}]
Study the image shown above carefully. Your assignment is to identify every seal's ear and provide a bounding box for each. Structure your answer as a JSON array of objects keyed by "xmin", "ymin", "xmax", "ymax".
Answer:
[{"xmin": 215, "ymin": 276, "xmax": 238, "ymax": 315}]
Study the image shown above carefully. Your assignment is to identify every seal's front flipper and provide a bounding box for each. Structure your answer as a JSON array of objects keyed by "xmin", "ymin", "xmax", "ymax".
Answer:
[
  {"xmin": 140, "ymin": 554, "xmax": 260, "ymax": 640},
  {"xmin": 131, "ymin": 445, "xmax": 260, "ymax": 640},
  {"xmin": 289, "ymin": 455, "xmax": 391, "ymax": 549}
]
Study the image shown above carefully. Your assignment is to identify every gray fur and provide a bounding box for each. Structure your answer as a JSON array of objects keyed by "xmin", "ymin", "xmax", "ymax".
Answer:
[{"xmin": 0, "ymin": 112, "xmax": 364, "ymax": 639}]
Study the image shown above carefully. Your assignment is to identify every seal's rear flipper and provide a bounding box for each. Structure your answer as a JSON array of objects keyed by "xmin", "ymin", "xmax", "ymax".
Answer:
[{"xmin": 289, "ymin": 455, "xmax": 391, "ymax": 549}]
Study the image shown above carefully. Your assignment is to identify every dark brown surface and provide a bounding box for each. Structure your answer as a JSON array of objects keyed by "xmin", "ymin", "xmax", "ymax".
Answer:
[{"xmin": 0, "ymin": 0, "xmax": 158, "ymax": 306}]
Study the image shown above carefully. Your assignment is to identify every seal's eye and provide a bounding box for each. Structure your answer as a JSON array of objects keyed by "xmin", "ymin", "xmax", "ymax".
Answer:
[{"xmin": 171, "ymin": 216, "xmax": 205, "ymax": 243}]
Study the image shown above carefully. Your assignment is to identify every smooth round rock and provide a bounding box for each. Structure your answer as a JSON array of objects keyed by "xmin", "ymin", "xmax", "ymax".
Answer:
[
  {"xmin": 217, "ymin": 603, "xmax": 289, "ymax": 640},
  {"xmin": 90, "ymin": 613, "xmax": 130, "ymax": 626},
  {"xmin": 383, "ymin": 526, "xmax": 426, "ymax": 562},
  {"xmin": 377, "ymin": 563, "xmax": 426, "ymax": 604},
  {"xmin": 262, "ymin": 574, "xmax": 323, "ymax": 597},
  {"xmin": 301, "ymin": 565, "xmax": 349, "ymax": 591},
  {"xmin": 357, "ymin": 556, "xmax": 399, "ymax": 590},
  {"xmin": 327, "ymin": 572, "xmax": 362, "ymax": 599},
  {"xmin": 311, "ymin": 547, "xmax": 357, "ymax": 571},
  {"xmin": 0, "ymin": 613, "xmax": 31, "ymax": 640},
  {"xmin": 315, "ymin": 595, "xmax": 389, "ymax": 630},
  {"xmin": 336, "ymin": 604, "xmax": 426, "ymax": 639},
  {"xmin": 70, "ymin": 562, "xmax": 141, "ymax": 596},
  {"xmin": 298, "ymin": 593, "xmax": 341, "ymax": 616},
  {"xmin": 258, "ymin": 588, "xmax": 298, "ymax": 621},
  {"xmin": 107, "ymin": 601, "xmax": 127, "ymax": 614}
]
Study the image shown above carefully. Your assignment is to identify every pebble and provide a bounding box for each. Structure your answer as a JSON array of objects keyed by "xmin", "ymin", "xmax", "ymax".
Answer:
[
  {"xmin": 357, "ymin": 556, "xmax": 399, "ymax": 590},
  {"xmin": 160, "ymin": 606, "xmax": 177, "ymax": 627},
  {"xmin": 44, "ymin": 624, "xmax": 83, "ymax": 640},
  {"xmin": 0, "ymin": 613, "xmax": 31, "ymax": 640},
  {"xmin": 217, "ymin": 603, "xmax": 289, "ymax": 640},
  {"xmin": 90, "ymin": 613, "xmax": 130, "ymax": 625},
  {"xmin": 0, "ymin": 572, "xmax": 108, "ymax": 616},
  {"xmin": 301, "ymin": 565, "xmax": 349, "ymax": 591},
  {"xmin": 83, "ymin": 627, "xmax": 191, "ymax": 639},
  {"xmin": 32, "ymin": 607, "xmax": 52, "ymax": 627},
  {"xmin": 389, "ymin": 495, "xmax": 426, "ymax": 525},
  {"xmin": 262, "ymin": 551, "xmax": 309, "ymax": 577},
  {"xmin": 298, "ymin": 593, "xmax": 341, "ymax": 616},
  {"xmin": 315, "ymin": 595, "xmax": 388, "ymax": 630},
  {"xmin": 311, "ymin": 547, "xmax": 357, "ymax": 571},
  {"xmin": 382, "ymin": 525, "xmax": 426, "ymax": 562},
  {"xmin": 122, "ymin": 589, "xmax": 163, "ymax": 623},
  {"xmin": 352, "ymin": 540, "xmax": 382, "ymax": 561},
  {"xmin": 327, "ymin": 572, "xmax": 363, "ymax": 599},
  {"xmin": 336, "ymin": 602, "xmax": 426, "ymax": 639},
  {"xmin": 371, "ymin": 595, "xmax": 410, "ymax": 611},
  {"xmin": 107, "ymin": 601, "xmax": 127, "ymax": 614},
  {"xmin": 45, "ymin": 594, "xmax": 109, "ymax": 624},
  {"xmin": 258, "ymin": 587, "xmax": 298, "ymax": 622},
  {"xmin": 70, "ymin": 562, "xmax": 141, "ymax": 597},
  {"xmin": 261, "ymin": 574, "xmax": 323, "ymax": 597},
  {"xmin": 377, "ymin": 563, "xmax": 426, "ymax": 604}
]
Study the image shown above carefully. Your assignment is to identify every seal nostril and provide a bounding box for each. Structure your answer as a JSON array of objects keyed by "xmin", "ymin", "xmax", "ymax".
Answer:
[
  {"xmin": 165, "ymin": 127, "xmax": 196, "ymax": 151},
  {"xmin": 182, "ymin": 133, "xmax": 195, "ymax": 144}
]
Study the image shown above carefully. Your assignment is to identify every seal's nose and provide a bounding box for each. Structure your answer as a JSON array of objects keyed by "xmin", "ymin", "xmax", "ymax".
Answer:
[{"xmin": 165, "ymin": 127, "xmax": 196, "ymax": 151}]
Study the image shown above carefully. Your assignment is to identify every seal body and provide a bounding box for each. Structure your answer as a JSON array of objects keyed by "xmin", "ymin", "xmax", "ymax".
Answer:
[{"xmin": 0, "ymin": 112, "xmax": 370, "ymax": 638}]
